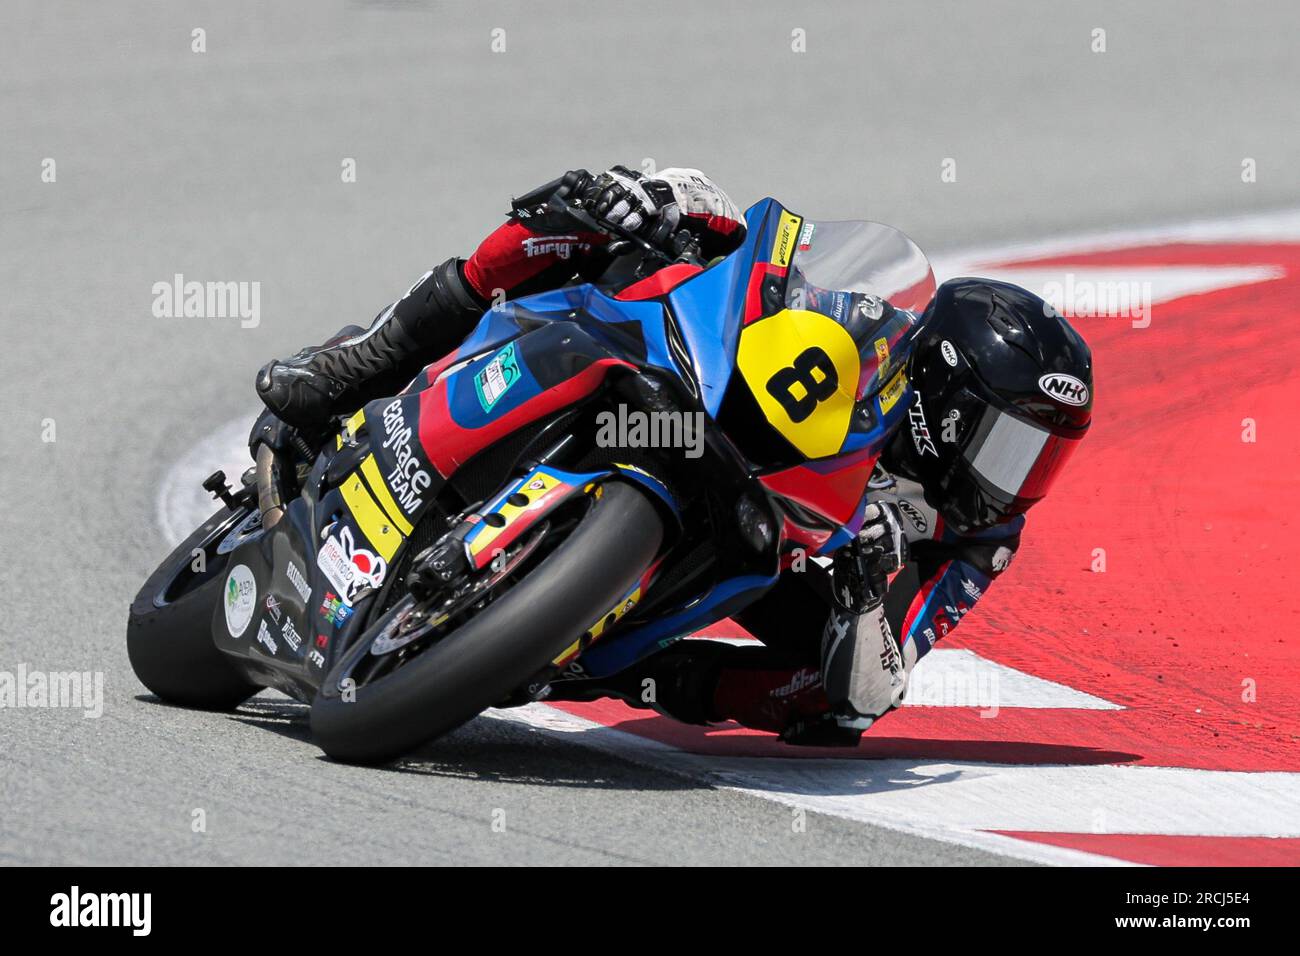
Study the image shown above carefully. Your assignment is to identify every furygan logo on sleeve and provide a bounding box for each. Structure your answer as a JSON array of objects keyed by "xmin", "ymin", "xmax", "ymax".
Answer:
[{"xmin": 522, "ymin": 235, "xmax": 592, "ymax": 260}]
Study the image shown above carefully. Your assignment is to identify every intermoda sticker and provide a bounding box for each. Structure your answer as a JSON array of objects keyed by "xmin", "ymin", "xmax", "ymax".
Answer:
[{"xmin": 317, "ymin": 526, "xmax": 387, "ymax": 607}]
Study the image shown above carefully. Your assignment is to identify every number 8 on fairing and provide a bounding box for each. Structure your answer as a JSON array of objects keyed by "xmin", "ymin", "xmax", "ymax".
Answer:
[{"xmin": 765, "ymin": 346, "xmax": 839, "ymax": 423}]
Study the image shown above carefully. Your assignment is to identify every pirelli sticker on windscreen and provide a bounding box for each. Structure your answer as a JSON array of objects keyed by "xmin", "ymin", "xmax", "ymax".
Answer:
[{"xmin": 770, "ymin": 210, "xmax": 803, "ymax": 268}]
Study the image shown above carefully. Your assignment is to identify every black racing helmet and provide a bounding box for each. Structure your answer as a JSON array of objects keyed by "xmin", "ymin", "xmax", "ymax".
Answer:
[{"xmin": 890, "ymin": 278, "xmax": 1093, "ymax": 534}]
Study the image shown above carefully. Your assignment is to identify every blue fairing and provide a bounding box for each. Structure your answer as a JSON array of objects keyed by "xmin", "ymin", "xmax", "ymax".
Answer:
[
  {"xmin": 455, "ymin": 199, "xmax": 781, "ymax": 421},
  {"xmin": 577, "ymin": 573, "xmax": 778, "ymax": 677},
  {"xmin": 459, "ymin": 284, "xmax": 685, "ymax": 384},
  {"xmin": 663, "ymin": 199, "xmax": 777, "ymax": 416}
]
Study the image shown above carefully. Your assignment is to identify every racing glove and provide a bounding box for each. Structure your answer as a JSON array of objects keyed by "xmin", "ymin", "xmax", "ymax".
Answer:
[
  {"xmin": 819, "ymin": 502, "xmax": 914, "ymax": 732},
  {"xmin": 582, "ymin": 166, "xmax": 681, "ymax": 244}
]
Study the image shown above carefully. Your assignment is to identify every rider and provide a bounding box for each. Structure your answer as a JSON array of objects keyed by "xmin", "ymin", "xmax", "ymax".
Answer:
[
  {"xmin": 255, "ymin": 165, "xmax": 1094, "ymax": 746},
  {"xmin": 254, "ymin": 166, "xmax": 745, "ymax": 429}
]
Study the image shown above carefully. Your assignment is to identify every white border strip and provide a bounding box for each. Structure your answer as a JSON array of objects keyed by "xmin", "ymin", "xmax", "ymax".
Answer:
[
  {"xmin": 489, "ymin": 704, "xmax": 1133, "ymax": 866},
  {"xmin": 931, "ymin": 204, "xmax": 1300, "ymax": 276}
]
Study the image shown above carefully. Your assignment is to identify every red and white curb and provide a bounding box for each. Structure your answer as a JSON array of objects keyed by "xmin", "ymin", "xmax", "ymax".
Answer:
[{"xmin": 160, "ymin": 206, "xmax": 1300, "ymax": 866}]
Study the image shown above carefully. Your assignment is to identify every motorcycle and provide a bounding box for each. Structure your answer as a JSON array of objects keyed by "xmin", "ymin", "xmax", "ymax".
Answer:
[{"xmin": 127, "ymin": 194, "xmax": 936, "ymax": 763}]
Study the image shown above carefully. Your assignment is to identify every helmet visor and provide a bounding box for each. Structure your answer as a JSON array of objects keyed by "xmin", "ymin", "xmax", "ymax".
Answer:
[{"xmin": 962, "ymin": 402, "xmax": 1083, "ymax": 505}]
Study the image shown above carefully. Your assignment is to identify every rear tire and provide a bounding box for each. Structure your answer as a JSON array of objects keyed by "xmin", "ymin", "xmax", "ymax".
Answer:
[
  {"xmin": 127, "ymin": 506, "xmax": 261, "ymax": 710},
  {"xmin": 310, "ymin": 481, "xmax": 663, "ymax": 764}
]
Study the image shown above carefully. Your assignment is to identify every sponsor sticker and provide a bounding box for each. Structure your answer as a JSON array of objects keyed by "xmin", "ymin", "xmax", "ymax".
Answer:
[
  {"xmin": 874, "ymin": 336, "xmax": 890, "ymax": 375},
  {"xmin": 320, "ymin": 592, "xmax": 353, "ymax": 628},
  {"xmin": 223, "ymin": 565, "xmax": 256, "ymax": 637},
  {"xmin": 879, "ymin": 368, "xmax": 908, "ymax": 414},
  {"xmin": 1037, "ymin": 372, "xmax": 1089, "ymax": 406},
  {"xmin": 281, "ymin": 618, "xmax": 302, "ymax": 652},
  {"xmin": 940, "ymin": 340, "xmax": 959, "ymax": 367},
  {"xmin": 285, "ymin": 561, "xmax": 312, "ymax": 603},
  {"xmin": 770, "ymin": 211, "xmax": 802, "ymax": 267},
  {"xmin": 474, "ymin": 342, "xmax": 521, "ymax": 412},
  {"xmin": 263, "ymin": 594, "xmax": 283, "ymax": 625},
  {"xmin": 317, "ymin": 526, "xmax": 387, "ymax": 607},
  {"xmin": 255, "ymin": 619, "xmax": 278, "ymax": 655},
  {"xmin": 797, "ymin": 221, "xmax": 816, "ymax": 251},
  {"xmin": 380, "ymin": 399, "xmax": 432, "ymax": 516}
]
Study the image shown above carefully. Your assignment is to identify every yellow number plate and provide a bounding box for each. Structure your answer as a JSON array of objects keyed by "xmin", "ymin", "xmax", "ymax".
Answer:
[{"xmin": 736, "ymin": 308, "xmax": 860, "ymax": 459}]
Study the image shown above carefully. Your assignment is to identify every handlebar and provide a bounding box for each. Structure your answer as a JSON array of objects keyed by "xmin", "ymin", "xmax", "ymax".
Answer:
[{"xmin": 544, "ymin": 194, "xmax": 705, "ymax": 269}]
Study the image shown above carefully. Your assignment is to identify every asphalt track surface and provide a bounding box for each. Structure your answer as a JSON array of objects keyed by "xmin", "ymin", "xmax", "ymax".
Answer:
[{"xmin": 3, "ymin": 1, "xmax": 1299, "ymax": 865}]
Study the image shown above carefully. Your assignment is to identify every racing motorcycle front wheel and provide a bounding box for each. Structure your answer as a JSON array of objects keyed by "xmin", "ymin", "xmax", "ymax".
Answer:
[
  {"xmin": 309, "ymin": 480, "xmax": 663, "ymax": 764},
  {"xmin": 127, "ymin": 504, "xmax": 262, "ymax": 710}
]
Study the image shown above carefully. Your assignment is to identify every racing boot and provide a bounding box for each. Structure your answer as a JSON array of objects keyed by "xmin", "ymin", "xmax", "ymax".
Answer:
[{"xmin": 256, "ymin": 258, "xmax": 486, "ymax": 427}]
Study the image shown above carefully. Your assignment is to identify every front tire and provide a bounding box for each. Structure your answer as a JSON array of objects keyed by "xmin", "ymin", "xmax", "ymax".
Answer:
[
  {"xmin": 310, "ymin": 481, "xmax": 663, "ymax": 764},
  {"xmin": 127, "ymin": 506, "xmax": 261, "ymax": 710}
]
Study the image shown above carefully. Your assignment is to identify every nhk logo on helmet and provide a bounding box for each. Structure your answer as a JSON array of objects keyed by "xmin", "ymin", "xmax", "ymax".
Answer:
[
  {"xmin": 1037, "ymin": 372, "xmax": 1089, "ymax": 406},
  {"xmin": 909, "ymin": 392, "xmax": 938, "ymax": 457}
]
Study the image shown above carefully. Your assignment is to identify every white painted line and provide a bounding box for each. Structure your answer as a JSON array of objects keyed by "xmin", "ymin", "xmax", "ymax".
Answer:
[
  {"xmin": 903, "ymin": 647, "xmax": 1121, "ymax": 710},
  {"xmin": 492, "ymin": 701, "xmax": 1300, "ymax": 855},
  {"xmin": 929, "ymin": 204, "xmax": 1300, "ymax": 277},
  {"xmin": 685, "ymin": 640, "xmax": 1122, "ymax": 710},
  {"xmin": 489, "ymin": 703, "xmax": 1133, "ymax": 866}
]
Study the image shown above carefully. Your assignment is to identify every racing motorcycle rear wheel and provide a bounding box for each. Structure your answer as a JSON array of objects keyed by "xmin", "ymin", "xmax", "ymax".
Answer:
[{"xmin": 310, "ymin": 480, "xmax": 663, "ymax": 764}]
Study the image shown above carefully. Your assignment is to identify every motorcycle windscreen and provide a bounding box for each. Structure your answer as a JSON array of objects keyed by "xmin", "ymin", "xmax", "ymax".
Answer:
[
  {"xmin": 785, "ymin": 219, "xmax": 936, "ymax": 313},
  {"xmin": 962, "ymin": 402, "xmax": 1083, "ymax": 507}
]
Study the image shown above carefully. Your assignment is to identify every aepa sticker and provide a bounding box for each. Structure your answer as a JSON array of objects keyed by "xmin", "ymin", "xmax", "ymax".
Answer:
[
  {"xmin": 317, "ymin": 526, "xmax": 387, "ymax": 607},
  {"xmin": 224, "ymin": 565, "xmax": 257, "ymax": 637}
]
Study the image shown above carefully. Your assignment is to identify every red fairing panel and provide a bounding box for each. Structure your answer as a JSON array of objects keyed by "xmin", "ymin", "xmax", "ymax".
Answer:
[
  {"xmin": 416, "ymin": 357, "xmax": 633, "ymax": 478},
  {"xmin": 613, "ymin": 263, "xmax": 703, "ymax": 302},
  {"xmin": 759, "ymin": 451, "xmax": 877, "ymax": 527}
]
